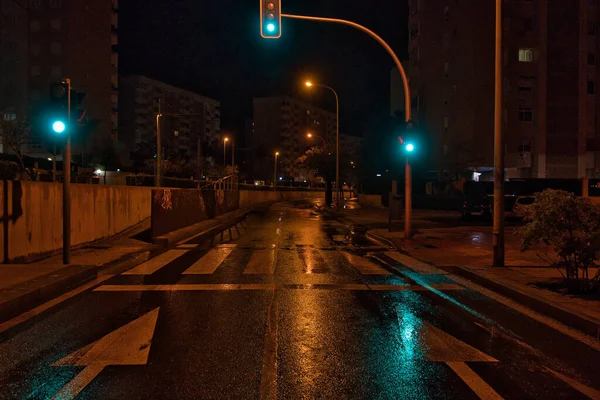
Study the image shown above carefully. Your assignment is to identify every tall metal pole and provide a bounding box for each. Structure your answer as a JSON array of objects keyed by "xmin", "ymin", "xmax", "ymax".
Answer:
[
  {"xmin": 334, "ymin": 90, "xmax": 340, "ymax": 210},
  {"xmin": 284, "ymin": 13, "xmax": 412, "ymax": 235},
  {"xmin": 63, "ymin": 78, "xmax": 71, "ymax": 265},
  {"xmin": 52, "ymin": 144, "xmax": 57, "ymax": 182},
  {"xmin": 493, "ymin": 0, "xmax": 505, "ymax": 267},
  {"xmin": 405, "ymin": 158, "xmax": 412, "ymax": 239},
  {"xmin": 232, "ymin": 139, "xmax": 235, "ymax": 170},
  {"xmin": 156, "ymin": 99, "xmax": 162, "ymax": 187},
  {"xmin": 223, "ymin": 139, "xmax": 227, "ymax": 166},
  {"xmin": 274, "ymin": 152, "xmax": 278, "ymax": 189}
]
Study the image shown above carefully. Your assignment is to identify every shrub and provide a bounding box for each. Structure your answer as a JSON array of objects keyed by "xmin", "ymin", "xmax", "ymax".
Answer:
[{"xmin": 517, "ymin": 189, "xmax": 600, "ymax": 293}]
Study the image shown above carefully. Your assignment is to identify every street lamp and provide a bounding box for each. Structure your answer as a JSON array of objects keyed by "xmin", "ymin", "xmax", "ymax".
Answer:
[
  {"xmin": 305, "ymin": 80, "xmax": 340, "ymax": 210},
  {"xmin": 274, "ymin": 151, "xmax": 279, "ymax": 189},
  {"xmin": 223, "ymin": 137, "xmax": 229, "ymax": 166}
]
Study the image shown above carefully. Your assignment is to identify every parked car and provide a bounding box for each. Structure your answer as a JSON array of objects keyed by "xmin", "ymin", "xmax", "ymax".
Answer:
[
  {"xmin": 461, "ymin": 196, "xmax": 492, "ymax": 218},
  {"xmin": 509, "ymin": 195, "xmax": 535, "ymax": 219}
]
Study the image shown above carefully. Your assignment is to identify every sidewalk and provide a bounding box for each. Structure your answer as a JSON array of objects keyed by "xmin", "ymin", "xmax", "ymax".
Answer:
[
  {"xmin": 0, "ymin": 220, "xmax": 157, "ymax": 323},
  {"xmin": 329, "ymin": 204, "xmax": 600, "ymax": 338},
  {"xmin": 0, "ymin": 206, "xmax": 255, "ymax": 325}
]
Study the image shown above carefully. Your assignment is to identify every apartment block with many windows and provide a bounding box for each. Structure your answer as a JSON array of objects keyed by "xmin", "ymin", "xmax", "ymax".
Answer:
[
  {"xmin": 252, "ymin": 96, "xmax": 337, "ymax": 181},
  {"xmin": 119, "ymin": 75, "xmax": 220, "ymax": 172},
  {"xmin": 399, "ymin": 0, "xmax": 600, "ymax": 179},
  {"xmin": 26, "ymin": 0, "xmax": 118, "ymax": 161}
]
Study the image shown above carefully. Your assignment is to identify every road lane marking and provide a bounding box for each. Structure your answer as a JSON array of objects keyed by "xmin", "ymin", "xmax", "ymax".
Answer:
[
  {"xmin": 244, "ymin": 249, "xmax": 277, "ymax": 274},
  {"xmin": 379, "ymin": 252, "xmax": 600, "ymax": 352},
  {"xmin": 421, "ymin": 322, "xmax": 498, "ymax": 363},
  {"xmin": 446, "ymin": 362, "xmax": 503, "ymax": 400},
  {"xmin": 51, "ymin": 308, "xmax": 160, "ymax": 400},
  {"xmin": 0, "ymin": 274, "xmax": 116, "ymax": 334},
  {"xmin": 545, "ymin": 367, "xmax": 600, "ymax": 399},
  {"xmin": 343, "ymin": 252, "xmax": 391, "ymax": 275},
  {"xmin": 94, "ymin": 283, "xmax": 465, "ymax": 292},
  {"xmin": 384, "ymin": 251, "xmax": 444, "ymax": 274},
  {"xmin": 122, "ymin": 250, "xmax": 188, "ymax": 275},
  {"xmin": 182, "ymin": 247, "xmax": 235, "ymax": 275},
  {"xmin": 259, "ymin": 289, "xmax": 278, "ymax": 400}
]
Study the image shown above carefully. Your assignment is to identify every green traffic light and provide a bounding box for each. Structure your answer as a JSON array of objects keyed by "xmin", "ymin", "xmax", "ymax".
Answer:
[
  {"xmin": 405, "ymin": 143, "xmax": 415, "ymax": 152},
  {"xmin": 267, "ymin": 23, "xmax": 275, "ymax": 32},
  {"xmin": 52, "ymin": 121, "xmax": 66, "ymax": 133}
]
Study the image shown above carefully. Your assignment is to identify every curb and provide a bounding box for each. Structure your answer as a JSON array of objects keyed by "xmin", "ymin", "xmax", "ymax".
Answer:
[
  {"xmin": 373, "ymin": 233, "xmax": 600, "ymax": 339},
  {"xmin": 0, "ymin": 206, "xmax": 259, "ymax": 325},
  {"xmin": 0, "ymin": 248, "xmax": 153, "ymax": 324},
  {"xmin": 435, "ymin": 264, "xmax": 600, "ymax": 339}
]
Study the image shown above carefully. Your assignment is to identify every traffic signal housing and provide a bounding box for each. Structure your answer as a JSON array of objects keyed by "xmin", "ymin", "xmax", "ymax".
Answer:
[
  {"xmin": 260, "ymin": 0, "xmax": 282, "ymax": 39},
  {"xmin": 400, "ymin": 121, "xmax": 417, "ymax": 155},
  {"xmin": 49, "ymin": 81, "xmax": 69, "ymax": 135}
]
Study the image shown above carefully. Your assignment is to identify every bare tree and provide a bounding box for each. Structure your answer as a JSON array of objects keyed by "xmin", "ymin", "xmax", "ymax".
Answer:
[{"xmin": 0, "ymin": 115, "xmax": 31, "ymax": 179}]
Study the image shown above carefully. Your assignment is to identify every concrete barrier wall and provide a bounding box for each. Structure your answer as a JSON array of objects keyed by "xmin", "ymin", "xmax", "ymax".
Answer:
[
  {"xmin": 239, "ymin": 190, "xmax": 324, "ymax": 208},
  {"xmin": 0, "ymin": 181, "xmax": 152, "ymax": 263}
]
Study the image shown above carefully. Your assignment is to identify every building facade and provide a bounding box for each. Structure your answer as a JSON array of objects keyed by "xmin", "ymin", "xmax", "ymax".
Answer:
[
  {"xmin": 23, "ymin": 0, "xmax": 119, "ymax": 161},
  {"xmin": 119, "ymin": 75, "xmax": 220, "ymax": 173},
  {"xmin": 252, "ymin": 96, "xmax": 337, "ymax": 181},
  {"xmin": 401, "ymin": 0, "xmax": 600, "ymax": 179}
]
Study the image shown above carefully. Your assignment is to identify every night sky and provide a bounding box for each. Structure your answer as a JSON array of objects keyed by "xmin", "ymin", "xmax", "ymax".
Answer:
[{"xmin": 119, "ymin": 0, "xmax": 408, "ymax": 138}]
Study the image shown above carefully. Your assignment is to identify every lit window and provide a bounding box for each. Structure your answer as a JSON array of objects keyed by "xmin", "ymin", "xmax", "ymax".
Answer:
[
  {"xmin": 51, "ymin": 19, "xmax": 61, "ymax": 30},
  {"xmin": 518, "ymin": 107, "xmax": 533, "ymax": 122},
  {"xmin": 518, "ymin": 48, "xmax": 533, "ymax": 62}
]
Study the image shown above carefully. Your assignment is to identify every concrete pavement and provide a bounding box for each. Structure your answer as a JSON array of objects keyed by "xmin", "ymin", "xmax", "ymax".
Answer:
[{"xmin": 0, "ymin": 201, "xmax": 598, "ymax": 399}]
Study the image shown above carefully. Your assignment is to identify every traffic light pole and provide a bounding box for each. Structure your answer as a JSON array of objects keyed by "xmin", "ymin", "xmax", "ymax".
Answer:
[
  {"xmin": 63, "ymin": 78, "xmax": 71, "ymax": 264},
  {"xmin": 281, "ymin": 13, "xmax": 413, "ymax": 237},
  {"xmin": 493, "ymin": 0, "xmax": 505, "ymax": 267}
]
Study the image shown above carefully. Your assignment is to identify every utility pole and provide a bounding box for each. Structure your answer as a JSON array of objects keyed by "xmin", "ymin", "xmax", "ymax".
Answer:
[
  {"xmin": 493, "ymin": 0, "xmax": 505, "ymax": 267},
  {"xmin": 156, "ymin": 99, "xmax": 162, "ymax": 187},
  {"xmin": 63, "ymin": 78, "xmax": 71, "ymax": 265}
]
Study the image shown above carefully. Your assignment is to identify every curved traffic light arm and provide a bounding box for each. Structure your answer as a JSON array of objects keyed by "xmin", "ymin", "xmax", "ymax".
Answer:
[{"xmin": 282, "ymin": 13, "xmax": 411, "ymax": 122}]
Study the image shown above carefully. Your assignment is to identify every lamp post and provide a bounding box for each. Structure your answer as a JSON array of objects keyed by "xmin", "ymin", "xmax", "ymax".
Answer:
[
  {"xmin": 223, "ymin": 137, "xmax": 229, "ymax": 166},
  {"xmin": 274, "ymin": 151, "xmax": 279, "ymax": 189},
  {"xmin": 305, "ymin": 80, "xmax": 340, "ymax": 210}
]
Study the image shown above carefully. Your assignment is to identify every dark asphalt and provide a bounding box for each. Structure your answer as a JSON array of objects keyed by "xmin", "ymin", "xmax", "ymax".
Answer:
[{"xmin": 0, "ymin": 201, "xmax": 598, "ymax": 399}]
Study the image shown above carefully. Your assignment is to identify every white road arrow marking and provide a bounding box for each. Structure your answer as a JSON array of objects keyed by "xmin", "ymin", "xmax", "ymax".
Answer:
[
  {"xmin": 398, "ymin": 315, "xmax": 502, "ymax": 400},
  {"xmin": 50, "ymin": 308, "xmax": 160, "ymax": 400}
]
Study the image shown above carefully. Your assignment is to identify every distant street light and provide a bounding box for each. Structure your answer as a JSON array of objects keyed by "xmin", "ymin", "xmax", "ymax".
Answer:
[
  {"xmin": 305, "ymin": 80, "xmax": 340, "ymax": 210},
  {"xmin": 274, "ymin": 151, "xmax": 279, "ymax": 190},
  {"xmin": 223, "ymin": 137, "xmax": 229, "ymax": 166}
]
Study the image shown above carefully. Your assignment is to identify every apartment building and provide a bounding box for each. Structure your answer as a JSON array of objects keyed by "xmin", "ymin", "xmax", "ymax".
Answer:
[
  {"xmin": 23, "ymin": 0, "xmax": 119, "ymax": 161},
  {"xmin": 252, "ymin": 96, "xmax": 337, "ymax": 181},
  {"xmin": 399, "ymin": 0, "xmax": 600, "ymax": 179},
  {"xmin": 119, "ymin": 75, "xmax": 220, "ymax": 170}
]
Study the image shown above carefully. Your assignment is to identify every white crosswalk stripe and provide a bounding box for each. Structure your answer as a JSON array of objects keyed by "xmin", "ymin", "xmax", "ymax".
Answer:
[
  {"xmin": 182, "ymin": 246, "xmax": 236, "ymax": 275},
  {"xmin": 123, "ymin": 250, "xmax": 188, "ymax": 275},
  {"xmin": 121, "ymin": 247, "xmax": 394, "ymax": 277}
]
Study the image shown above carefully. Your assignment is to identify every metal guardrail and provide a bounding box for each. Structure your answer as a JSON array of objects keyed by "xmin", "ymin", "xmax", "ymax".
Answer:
[{"xmin": 198, "ymin": 175, "xmax": 238, "ymax": 191}]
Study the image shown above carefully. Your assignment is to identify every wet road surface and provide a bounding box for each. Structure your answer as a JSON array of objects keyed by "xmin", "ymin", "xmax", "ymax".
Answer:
[{"xmin": 0, "ymin": 201, "xmax": 598, "ymax": 399}]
